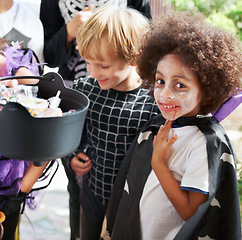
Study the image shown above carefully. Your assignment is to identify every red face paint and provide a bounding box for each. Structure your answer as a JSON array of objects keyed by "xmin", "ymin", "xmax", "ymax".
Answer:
[{"xmin": 173, "ymin": 110, "xmax": 177, "ymax": 120}]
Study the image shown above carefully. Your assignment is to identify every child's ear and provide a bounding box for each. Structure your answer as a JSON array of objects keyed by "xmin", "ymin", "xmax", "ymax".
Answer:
[
  {"xmin": 129, "ymin": 52, "xmax": 140, "ymax": 66},
  {"xmin": 129, "ymin": 60, "xmax": 136, "ymax": 66},
  {"xmin": 129, "ymin": 53, "xmax": 140, "ymax": 66}
]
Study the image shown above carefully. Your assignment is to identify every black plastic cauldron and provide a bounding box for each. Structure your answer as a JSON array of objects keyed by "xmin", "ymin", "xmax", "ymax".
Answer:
[{"xmin": 0, "ymin": 72, "xmax": 89, "ymax": 164}]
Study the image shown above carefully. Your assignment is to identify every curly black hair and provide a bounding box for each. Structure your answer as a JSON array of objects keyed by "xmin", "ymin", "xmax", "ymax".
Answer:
[{"xmin": 137, "ymin": 11, "xmax": 242, "ymax": 115}]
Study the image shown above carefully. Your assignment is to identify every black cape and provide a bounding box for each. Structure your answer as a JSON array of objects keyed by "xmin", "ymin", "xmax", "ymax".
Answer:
[{"xmin": 104, "ymin": 115, "xmax": 241, "ymax": 240}]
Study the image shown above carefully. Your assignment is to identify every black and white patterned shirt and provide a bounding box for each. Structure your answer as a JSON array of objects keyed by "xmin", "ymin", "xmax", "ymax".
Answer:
[
  {"xmin": 74, "ymin": 77, "xmax": 160, "ymax": 204},
  {"xmin": 59, "ymin": 0, "xmax": 127, "ymax": 24}
]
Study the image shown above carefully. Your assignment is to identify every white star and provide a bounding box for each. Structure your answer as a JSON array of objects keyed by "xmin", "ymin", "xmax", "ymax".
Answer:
[
  {"xmin": 198, "ymin": 236, "xmax": 215, "ymax": 240},
  {"xmin": 220, "ymin": 152, "xmax": 235, "ymax": 169},
  {"xmin": 124, "ymin": 180, "xmax": 129, "ymax": 194},
  {"xmin": 137, "ymin": 131, "xmax": 152, "ymax": 144},
  {"xmin": 210, "ymin": 197, "xmax": 221, "ymax": 208}
]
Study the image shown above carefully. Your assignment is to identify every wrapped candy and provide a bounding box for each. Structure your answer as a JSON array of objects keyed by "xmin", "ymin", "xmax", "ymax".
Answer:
[{"xmin": 0, "ymin": 84, "xmax": 63, "ymax": 118}]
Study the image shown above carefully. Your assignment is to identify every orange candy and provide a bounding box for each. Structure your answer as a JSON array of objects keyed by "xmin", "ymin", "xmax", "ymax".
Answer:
[{"xmin": 0, "ymin": 211, "xmax": 5, "ymax": 223}]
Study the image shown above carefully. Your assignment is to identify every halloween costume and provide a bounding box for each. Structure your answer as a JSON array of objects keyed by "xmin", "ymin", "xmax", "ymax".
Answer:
[
  {"xmin": 68, "ymin": 76, "xmax": 160, "ymax": 239},
  {"xmin": 212, "ymin": 91, "xmax": 242, "ymax": 122},
  {"xmin": 104, "ymin": 115, "xmax": 241, "ymax": 240},
  {"xmin": 73, "ymin": 76, "xmax": 160, "ymax": 204}
]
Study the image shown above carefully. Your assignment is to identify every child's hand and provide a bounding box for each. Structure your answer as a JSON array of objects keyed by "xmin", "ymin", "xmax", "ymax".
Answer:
[
  {"xmin": 15, "ymin": 67, "xmax": 39, "ymax": 85},
  {"xmin": 0, "ymin": 68, "xmax": 39, "ymax": 87},
  {"xmin": 70, "ymin": 152, "xmax": 92, "ymax": 176},
  {"xmin": 152, "ymin": 120, "xmax": 177, "ymax": 168},
  {"xmin": 66, "ymin": 5, "xmax": 93, "ymax": 41},
  {"xmin": 0, "ymin": 80, "xmax": 18, "ymax": 88}
]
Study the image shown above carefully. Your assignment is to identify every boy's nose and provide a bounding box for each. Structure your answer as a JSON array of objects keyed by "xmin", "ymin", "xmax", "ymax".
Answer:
[{"xmin": 89, "ymin": 66, "xmax": 99, "ymax": 79}]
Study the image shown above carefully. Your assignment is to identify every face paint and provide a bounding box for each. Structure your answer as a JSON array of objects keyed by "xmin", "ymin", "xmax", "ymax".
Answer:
[
  {"xmin": 173, "ymin": 110, "xmax": 177, "ymax": 120},
  {"xmin": 154, "ymin": 54, "xmax": 203, "ymax": 120}
]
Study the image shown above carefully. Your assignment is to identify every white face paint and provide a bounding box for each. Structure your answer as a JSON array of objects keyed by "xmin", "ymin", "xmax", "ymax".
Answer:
[{"xmin": 154, "ymin": 53, "xmax": 203, "ymax": 120}]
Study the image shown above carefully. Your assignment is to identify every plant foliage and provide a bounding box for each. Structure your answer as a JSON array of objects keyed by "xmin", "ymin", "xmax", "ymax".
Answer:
[{"xmin": 168, "ymin": 0, "xmax": 242, "ymax": 40}]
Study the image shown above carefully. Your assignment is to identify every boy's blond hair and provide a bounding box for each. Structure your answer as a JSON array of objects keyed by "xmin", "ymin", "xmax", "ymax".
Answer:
[{"xmin": 76, "ymin": 5, "xmax": 150, "ymax": 64}]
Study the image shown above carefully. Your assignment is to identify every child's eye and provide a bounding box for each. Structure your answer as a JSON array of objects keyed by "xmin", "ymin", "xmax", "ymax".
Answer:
[
  {"xmin": 155, "ymin": 79, "xmax": 165, "ymax": 85},
  {"xmin": 176, "ymin": 83, "xmax": 186, "ymax": 89},
  {"xmin": 101, "ymin": 65, "xmax": 109, "ymax": 69}
]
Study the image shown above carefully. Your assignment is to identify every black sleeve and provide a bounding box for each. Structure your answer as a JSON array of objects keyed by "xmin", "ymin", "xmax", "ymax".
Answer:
[
  {"xmin": 40, "ymin": 0, "xmax": 70, "ymax": 68},
  {"xmin": 127, "ymin": 0, "xmax": 152, "ymax": 19}
]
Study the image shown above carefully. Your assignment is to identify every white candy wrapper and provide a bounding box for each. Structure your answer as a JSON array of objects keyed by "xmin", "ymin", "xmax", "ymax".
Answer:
[
  {"xmin": 29, "ymin": 107, "xmax": 63, "ymax": 118},
  {"xmin": 0, "ymin": 84, "xmax": 64, "ymax": 118},
  {"xmin": 48, "ymin": 90, "xmax": 61, "ymax": 108}
]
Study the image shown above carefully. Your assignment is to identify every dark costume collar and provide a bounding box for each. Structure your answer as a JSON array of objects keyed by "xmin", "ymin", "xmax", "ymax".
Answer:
[{"xmin": 146, "ymin": 115, "xmax": 215, "ymax": 134}]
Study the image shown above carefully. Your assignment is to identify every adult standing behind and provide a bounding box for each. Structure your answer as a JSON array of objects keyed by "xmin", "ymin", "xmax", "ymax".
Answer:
[
  {"xmin": 0, "ymin": 0, "xmax": 44, "ymax": 63},
  {"xmin": 39, "ymin": 0, "xmax": 151, "ymax": 87}
]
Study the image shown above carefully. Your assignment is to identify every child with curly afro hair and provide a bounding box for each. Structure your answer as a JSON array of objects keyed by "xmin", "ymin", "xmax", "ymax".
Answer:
[
  {"xmin": 103, "ymin": 11, "xmax": 242, "ymax": 240},
  {"xmin": 138, "ymin": 11, "xmax": 241, "ymax": 116}
]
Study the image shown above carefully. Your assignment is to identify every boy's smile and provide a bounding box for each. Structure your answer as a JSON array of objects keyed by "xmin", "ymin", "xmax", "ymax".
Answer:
[
  {"xmin": 154, "ymin": 53, "xmax": 203, "ymax": 120},
  {"xmin": 84, "ymin": 40, "xmax": 140, "ymax": 91}
]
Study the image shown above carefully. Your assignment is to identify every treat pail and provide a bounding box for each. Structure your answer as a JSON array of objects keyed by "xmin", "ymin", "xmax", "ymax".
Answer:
[{"xmin": 0, "ymin": 72, "xmax": 89, "ymax": 164}]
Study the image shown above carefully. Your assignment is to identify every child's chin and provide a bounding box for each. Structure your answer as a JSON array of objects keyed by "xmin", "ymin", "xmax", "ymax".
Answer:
[{"xmin": 162, "ymin": 112, "xmax": 180, "ymax": 121}]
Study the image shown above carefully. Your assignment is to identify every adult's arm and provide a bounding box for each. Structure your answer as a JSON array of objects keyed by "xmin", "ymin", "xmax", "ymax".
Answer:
[
  {"xmin": 127, "ymin": 0, "xmax": 152, "ymax": 19},
  {"xmin": 39, "ymin": 0, "xmax": 69, "ymax": 68}
]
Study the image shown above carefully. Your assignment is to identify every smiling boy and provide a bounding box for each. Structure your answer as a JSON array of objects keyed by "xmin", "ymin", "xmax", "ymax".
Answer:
[{"xmin": 65, "ymin": 5, "xmax": 160, "ymax": 239}]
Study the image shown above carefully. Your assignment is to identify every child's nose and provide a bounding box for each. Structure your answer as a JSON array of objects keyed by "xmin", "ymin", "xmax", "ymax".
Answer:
[
  {"xmin": 161, "ymin": 85, "xmax": 175, "ymax": 100},
  {"xmin": 89, "ymin": 66, "xmax": 99, "ymax": 79}
]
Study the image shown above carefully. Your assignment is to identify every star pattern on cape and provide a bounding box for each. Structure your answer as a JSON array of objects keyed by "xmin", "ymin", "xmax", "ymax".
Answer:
[
  {"xmin": 220, "ymin": 152, "xmax": 235, "ymax": 168},
  {"xmin": 137, "ymin": 131, "xmax": 152, "ymax": 144},
  {"xmin": 198, "ymin": 236, "xmax": 215, "ymax": 240},
  {"xmin": 210, "ymin": 197, "xmax": 221, "ymax": 208}
]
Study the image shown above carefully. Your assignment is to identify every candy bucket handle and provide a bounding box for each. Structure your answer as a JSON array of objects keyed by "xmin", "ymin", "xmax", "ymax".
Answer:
[{"xmin": 0, "ymin": 75, "xmax": 53, "ymax": 81}]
